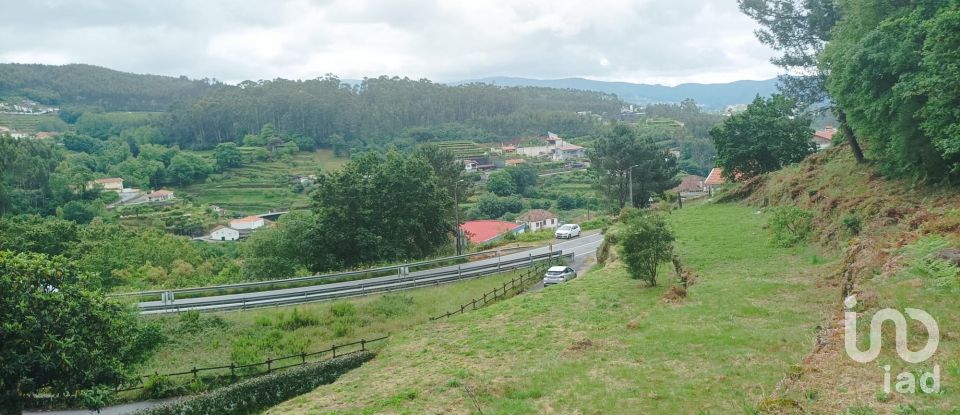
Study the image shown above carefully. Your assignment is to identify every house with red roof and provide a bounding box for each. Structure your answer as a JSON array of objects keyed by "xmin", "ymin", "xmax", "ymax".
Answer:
[
  {"xmin": 671, "ymin": 175, "xmax": 706, "ymax": 193},
  {"xmin": 704, "ymin": 168, "xmax": 725, "ymax": 193},
  {"xmin": 459, "ymin": 220, "xmax": 525, "ymax": 245},
  {"xmin": 516, "ymin": 209, "xmax": 558, "ymax": 232},
  {"xmin": 813, "ymin": 127, "xmax": 836, "ymax": 150}
]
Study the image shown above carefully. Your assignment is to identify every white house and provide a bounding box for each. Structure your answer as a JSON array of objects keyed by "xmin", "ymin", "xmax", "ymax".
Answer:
[
  {"xmin": 146, "ymin": 189, "xmax": 174, "ymax": 202},
  {"xmin": 210, "ymin": 225, "xmax": 240, "ymax": 241},
  {"xmin": 230, "ymin": 216, "xmax": 265, "ymax": 230},
  {"xmin": 516, "ymin": 209, "xmax": 559, "ymax": 232},
  {"xmin": 464, "ymin": 159, "xmax": 479, "ymax": 171},
  {"xmin": 813, "ymin": 127, "xmax": 836, "ymax": 150},
  {"xmin": 87, "ymin": 177, "xmax": 124, "ymax": 192}
]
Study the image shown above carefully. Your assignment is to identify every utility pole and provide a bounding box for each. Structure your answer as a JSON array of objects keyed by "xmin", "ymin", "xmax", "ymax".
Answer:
[
  {"xmin": 454, "ymin": 179, "xmax": 465, "ymax": 255},
  {"xmin": 628, "ymin": 164, "xmax": 641, "ymax": 208}
]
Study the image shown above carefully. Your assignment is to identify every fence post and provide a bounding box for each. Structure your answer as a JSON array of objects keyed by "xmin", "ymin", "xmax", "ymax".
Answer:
[
  {"xmin": 192, "ymin": 367, "xmax": 198, "ymax": 380},
  {"xmin": 301, "ymin": 352, "xmax": 306, "ymax": 364},
  {"xmin": 266, "ymin": 358, "xmax": 272, "ymax": 374},
  {"xmin": 332, "ymin": 344, "xmax": 337, "ymax": 358},
  {"xmin": 361, "ymin": 339, "xmax": 366, "ymax": 352},
  {"xmin": 483, "ymin": 292, "xmax": 488, "ymax": 304},
  {"xmin": 472, "ymin": 299, "xmax": 477, "ymax": 310},
  {"xmin": 230, "ymin": 363, "xmax": 236, "ymax": 379},
  {"xmin": 460, "ymin": 304, "xmax": 465, "ymax": 314}
]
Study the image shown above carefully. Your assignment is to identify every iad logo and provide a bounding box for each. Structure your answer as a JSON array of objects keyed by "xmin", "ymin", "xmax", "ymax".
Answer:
[{"xmin": 844, "ymin": 295, "xmax": 941, "ymax": 394}]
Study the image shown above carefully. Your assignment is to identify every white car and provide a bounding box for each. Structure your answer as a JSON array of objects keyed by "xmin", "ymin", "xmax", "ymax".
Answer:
[
  {"xmin": 554, "ymin": 224, "xmax": 581, "ymax": 239},
  {"xmin": 543, "ymin": 266, "xmax": 577, "ymax": 285}
]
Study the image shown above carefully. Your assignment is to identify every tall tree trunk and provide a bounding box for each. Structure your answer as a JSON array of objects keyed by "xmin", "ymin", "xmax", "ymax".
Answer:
[{"xmin": 837, "ymin": 109, "xmax": 865, "ymax": 163}]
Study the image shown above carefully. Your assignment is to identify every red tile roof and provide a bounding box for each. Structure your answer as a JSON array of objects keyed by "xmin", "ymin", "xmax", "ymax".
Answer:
[
  {"xmin": 704, "ymin": 168, "xmax": 725, "ymax": 186},
  {"xmin": 672, "ymin": 175, "xmax": 705, "ymax": 192},
  {"xmin": 516, "ymin": 209, "xmax": 556, "ymax": 222},
  {"xmin": 814, "ymin": 127, "xmax": 836, "ymax": 141},
  {"xmin": 459, "ymin": 220, "xmax": 524, "ymax": 244},
  {"xmin": 232, "ymin": 215, "xmax": 263, "ymax": 223}
]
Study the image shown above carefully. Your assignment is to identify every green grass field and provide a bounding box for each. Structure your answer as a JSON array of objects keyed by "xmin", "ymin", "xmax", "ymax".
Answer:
[
  {"xmin": 135, "ymin": 268, "xmax": 533, "ymax": 381},
  {"xmin": 0, "ymin": 113, "xmax": 67, "ymax": 133},
  {"xmin": 175, "ymin": 150, "xmax": 347, "ymax": 213},
  {"xmin": 266, "ymin": 203, "xmax": 839, "ymax": 414}
]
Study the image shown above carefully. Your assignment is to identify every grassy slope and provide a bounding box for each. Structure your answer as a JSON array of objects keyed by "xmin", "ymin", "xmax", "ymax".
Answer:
[
  {"xmin": 136, "ymin": 270, "xmax": 530, "ymax": 378},
  {"xmin": 268, "ymin": 203, "xmax": 837, "ymax": 414},
  {"xmin": 745, "ymin": 148, "xmax": 960, "ymax": 413},
  {"xmin": 175, "ymin": 149, "xmax": 346, "ymax": 213}
]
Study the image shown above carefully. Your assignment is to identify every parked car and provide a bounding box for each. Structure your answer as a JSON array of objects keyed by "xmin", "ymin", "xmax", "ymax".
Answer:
[
  {"xmin": 543, "ymin": 265, "xmax": 577, "ymax": 285},
  {"xmin": 555, "ymin": 223, "xmax": 581, "ymax": 239}
]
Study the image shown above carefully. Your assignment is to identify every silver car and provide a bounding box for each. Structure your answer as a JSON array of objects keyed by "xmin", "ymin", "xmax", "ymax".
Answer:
[
  {"xmin": 555, "ymin": 224, "xmax": 581, "ymax": 239},
  {"xmin": 543, "ymin": 265, "xmax": 577, "ymax": 285}
]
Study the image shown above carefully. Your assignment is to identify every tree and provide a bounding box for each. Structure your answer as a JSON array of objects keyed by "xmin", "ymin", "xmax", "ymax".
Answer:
[
  {"xmin": 710, "ymin": 95, "xmax": 816, "ymax": 179},
  {"xmin": 591, "ymin": 124, "xmax": 680, "ymax": 209},
  {"xmin": 306, "ymin": 152, "xmax": 453, "ymax": 271},
  {"xmin": 243, "ymin": 211, "xmax": 314, "ymax": 279},
  {"xmin": 738, "ymin": 0, "xmax": 866, "ymax": 163},
  {"xmin": 618, "ymin": 212, "xmax": 674, "ymax": 286},
  {"xmin": 506, "ymin": 163, "xmax": 538, "ymax": 196},
  {"xmin": 166, "ymin": 152, "xmax": 212, "ymax": 185},
  {"xmin": 475, "ymin": 194, "xmax": 523, "ymax": 219},
  {"xmin": 486, "ymin": 170, "xmax": 517, "ymax": 196},
  {"xmin": 58, "ymin": 200, "xmax": 98, "ymax": 224},
  {"xmin": 213, "ymin": 142, "xmax": 243, "ymax": 171},
  {"xmin": 822, "ymin": 1, "xmax": 960, "ymax": 181},
  {"xmin": 0, "ymin": 251, "xmax": 158, "ymax": 413}
]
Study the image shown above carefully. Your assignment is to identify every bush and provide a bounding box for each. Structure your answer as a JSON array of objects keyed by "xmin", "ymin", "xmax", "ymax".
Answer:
[
  {"xmin": 581, "ymin": 216, "xmax": 612, "ymax": 231},
  {"xmin": 618, "ymin": 213, "xmax": 675, "ymax": 286},
  {"xmin": 370, "ymin": 294, "xmax": 414, "ymax": 317},
  {"xmin": 841, "ymin": 213, "xmax": 862, "ymax": 236},
  {"xmin": 767, "ymin": 206, "xmax": 814, "ymax": 247},
  {"xmin": 132, "ymin": 352, "xmax": 374, "ymax": 415},
  {"xmin": 275, "ymin": 308, "xmax": 319, "ymax": 331}
]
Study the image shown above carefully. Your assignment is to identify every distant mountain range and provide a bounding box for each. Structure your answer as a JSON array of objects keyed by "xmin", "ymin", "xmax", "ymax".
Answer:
[{"xmin": 453, "ymin": 76, "xmax": 779, "ymax": 110}]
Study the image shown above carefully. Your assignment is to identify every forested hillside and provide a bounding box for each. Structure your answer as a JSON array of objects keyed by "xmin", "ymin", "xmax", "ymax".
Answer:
[
  {"xmin": 160, "ymin": 76, "xmax": 622, "ymax": 149},
  {"xmin": 0, "ymin": 63, "xmax": 220, "ymax": 111}
]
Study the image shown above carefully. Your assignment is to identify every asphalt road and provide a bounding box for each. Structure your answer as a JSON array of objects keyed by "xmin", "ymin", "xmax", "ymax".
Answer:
[{"xmin": 140, "ymin": 233, "xmax": 604, "ymax": 313}]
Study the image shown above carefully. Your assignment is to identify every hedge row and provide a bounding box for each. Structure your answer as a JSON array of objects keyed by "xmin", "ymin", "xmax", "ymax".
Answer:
[{"xmin": 133, "ymin": 352, "xmax": 374, "ymax": 415}]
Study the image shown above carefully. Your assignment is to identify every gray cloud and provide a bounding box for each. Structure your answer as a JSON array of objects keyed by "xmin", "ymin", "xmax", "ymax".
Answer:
[{"xmin": 0, "ymin": 0, "xmax": 779, "ymax": 85}]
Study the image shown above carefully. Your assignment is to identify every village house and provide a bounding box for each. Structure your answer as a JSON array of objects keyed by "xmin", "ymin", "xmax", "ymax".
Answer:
[
  {"xmin": 230, "ymin": 215, "xmax": 265, "ymax": 230},
  {"xmin": 505, "ymin": 159, "xmax": 526, "ymax": 167},
  {"xmin": 703, "ymin": 168, "xmax": 726, "ymax": 193},
  {"xmin": 87, "ymin": 178, "xmax": 124, "ymax": 192},
  {"xmin": 813, "ymin": 127, "xmax": 836, "ymax": 150},
  {"xmin": 459, "ymin": 220, "xmax": 525, "ymax": 245},
  {"xmin": 146, "ymin": 189, "xmax": 175, "ymax": 202},
  {"xmin": 209, "ymin": 225, "xmax": 240, "ymax": 241},
  {"xmin": 555, "ymin": 143, "xmax": 585, "ymax": 160},
  {"xmin": 463, "ymin": 159, "xmax": 480, "ymax": 171},
  {"xmin": 516, "ymin": 209, "xmax": 559, "ymax": 232},
  {"xmin": 672, "ymin": 175, "xmax": 706, "ymax": 193}
]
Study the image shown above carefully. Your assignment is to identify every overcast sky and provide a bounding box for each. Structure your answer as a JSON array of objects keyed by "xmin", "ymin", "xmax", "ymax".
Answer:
[{"xmin": 0, "ymin": 0, "xmax": 780, "ymax": 86}]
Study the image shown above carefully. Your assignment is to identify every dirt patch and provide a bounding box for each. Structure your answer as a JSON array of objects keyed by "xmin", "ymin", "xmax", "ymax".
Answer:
[
  {"xmin": 567, "ymin": 339, "xmax": 595, "ymax": 352},
  {"xmin": 659, "ymin": 284, "xmax": 687, "ymax": 304}
]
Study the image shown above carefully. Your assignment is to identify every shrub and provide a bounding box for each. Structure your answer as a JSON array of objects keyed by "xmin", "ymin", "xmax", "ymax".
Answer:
[
  {"xmin": 581, "ymin": 216, "xmax": 612, "ymax": 231},
  {"xmin": 132, "ymin": 352, "xmax": 374, "ymax": 415},
  {"xmin": 329, "ymin": 302, "xmax": 356, "ymax": 318},
  {"xmin": 767, "ymin": 206, "xmax": 813, "ymax": 247},
  {"xmin": 276, "ymin": 308, "xmax": 319, "ymax": 331},
  {"xmin": 841, "ymin": 213, "xmax": 862, "ymax": 236},
  {"xmin": 618, "ymin": 213, "xmax": 675, "ymax": 286},
  {"xmin": 371, "ymin": 294, "xmax": 415, "ymax": 318},
  {"xmin": 141, "ymin": 374, "xmax": 177, "ymax": 399}
]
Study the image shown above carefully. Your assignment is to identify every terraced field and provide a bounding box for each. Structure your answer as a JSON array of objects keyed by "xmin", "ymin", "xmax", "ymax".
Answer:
[{"xmin": 176, "ymin": 150, "xmax": 347, "ymax": 214}]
